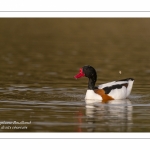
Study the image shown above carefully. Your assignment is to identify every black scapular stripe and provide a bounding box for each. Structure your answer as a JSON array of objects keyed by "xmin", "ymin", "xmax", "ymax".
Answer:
[
  {"xmin": 103, "ymin": 83, "xmax": 128, "ymax": 94},
  {"xmin": 116, "ymin": 78, "xmax": 134, "ymax": 82}
]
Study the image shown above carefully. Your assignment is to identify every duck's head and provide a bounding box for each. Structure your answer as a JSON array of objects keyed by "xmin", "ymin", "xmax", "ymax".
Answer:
[{"xmin": 74, "ymin": 65, "xmax": 97, "ymax": 82}]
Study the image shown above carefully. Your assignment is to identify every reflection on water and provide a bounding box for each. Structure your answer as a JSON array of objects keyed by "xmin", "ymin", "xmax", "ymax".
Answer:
[
  {"xmin": 0, "ymin": 18, "xmax": 150, "ymax": 132},
  {"xmin": 85, "ymin": 99, "xmax": 133, "ymax": 132},
  {"xmin": 0, "ymin": 84, "xmax": 150, "ymax": 132}
]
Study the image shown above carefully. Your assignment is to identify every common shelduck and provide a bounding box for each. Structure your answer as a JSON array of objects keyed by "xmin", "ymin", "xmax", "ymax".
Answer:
[{"xmin": 74, "ymin": 65, "xmax": 134, "ymax": 104}]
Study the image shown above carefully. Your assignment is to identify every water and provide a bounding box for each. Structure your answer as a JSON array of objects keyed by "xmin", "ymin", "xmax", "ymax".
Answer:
[{"xmin": 0, "ymin": 18, "xmax": 150, "ymax": 132}]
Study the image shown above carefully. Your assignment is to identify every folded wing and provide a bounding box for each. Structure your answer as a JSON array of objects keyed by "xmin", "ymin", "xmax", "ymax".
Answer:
[{"xmin": 98, "ymin": 78, "xmax": 134, "ymax": 99}]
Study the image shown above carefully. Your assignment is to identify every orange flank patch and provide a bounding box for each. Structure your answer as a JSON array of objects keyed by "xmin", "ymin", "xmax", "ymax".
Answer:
[{"xmin": 94, "ymin": 89, "xmax": 114, "ymax": 103}]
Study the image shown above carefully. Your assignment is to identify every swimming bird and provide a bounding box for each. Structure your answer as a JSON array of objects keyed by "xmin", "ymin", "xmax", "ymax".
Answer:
[{"xmin": 74, "ymin": 65, "xmax": 134, "ymax": 104}]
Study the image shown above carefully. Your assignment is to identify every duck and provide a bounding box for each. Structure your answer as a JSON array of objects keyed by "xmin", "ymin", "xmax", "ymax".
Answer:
[{"xmin": 74, "ymin": 65, "xmax": 134, "ymax": 104}]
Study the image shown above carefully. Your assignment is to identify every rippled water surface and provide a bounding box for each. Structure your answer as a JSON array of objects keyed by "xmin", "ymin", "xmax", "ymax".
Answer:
[{"xmin": 0, "ymin": 18, "xmax": 150, "ymax": 132}]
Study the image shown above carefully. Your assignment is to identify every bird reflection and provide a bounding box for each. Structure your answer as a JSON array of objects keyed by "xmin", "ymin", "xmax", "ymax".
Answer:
[{"xmin": 85, "ymin": 99, "xmax": 133, "ymax": 132}]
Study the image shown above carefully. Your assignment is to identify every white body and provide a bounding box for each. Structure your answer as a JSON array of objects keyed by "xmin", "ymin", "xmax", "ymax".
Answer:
[{"xmin": 85, "ymin": 79, "xmax": 134, "ymax": 104}]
